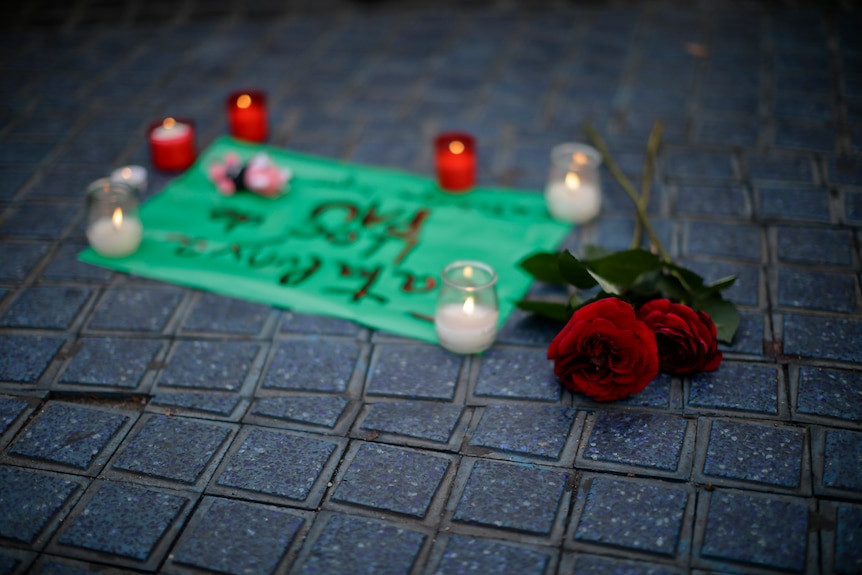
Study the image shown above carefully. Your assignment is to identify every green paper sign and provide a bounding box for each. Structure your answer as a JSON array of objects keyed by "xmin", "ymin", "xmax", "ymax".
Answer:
[{"xmin": 80, "ymin": 137, "xmax": 570, "ymax": 344}]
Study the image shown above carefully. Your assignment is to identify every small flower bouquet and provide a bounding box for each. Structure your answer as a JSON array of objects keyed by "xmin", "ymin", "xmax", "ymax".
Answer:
[{"xmin": 517, "ymin": 122, "xmax": 739, "ymax": 402}]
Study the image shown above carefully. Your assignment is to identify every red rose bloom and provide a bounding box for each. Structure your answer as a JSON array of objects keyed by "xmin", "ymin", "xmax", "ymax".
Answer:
[
  {"xmin": 636, "ymin": 298, "xmax": 722, "ymax": 375},
  {"xmin": 547, "ymin": 298, "xmax": 659, "ymax": 402}
]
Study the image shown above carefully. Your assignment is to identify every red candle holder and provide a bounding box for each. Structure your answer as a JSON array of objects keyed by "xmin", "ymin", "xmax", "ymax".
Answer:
[
  {"xmin": 147, "ymin": 117, "xmax": 196, "ymax": 172},
  {"xmin": 435, "ymin": 132, "xmax": 476, "ymax": 192},
  {"xmin": 227, "ymin": 90, "xmax": 268, "ymax": 142}
]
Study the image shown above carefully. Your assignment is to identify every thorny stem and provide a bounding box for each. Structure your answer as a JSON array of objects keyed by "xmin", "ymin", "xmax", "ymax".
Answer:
[
  {"xmin": 633, "ymin": 120, "xmax": 664, "ymax": 250},
  {"xmin": 584, "ymin": 122, "xmax": 671, "ymax": 263}
]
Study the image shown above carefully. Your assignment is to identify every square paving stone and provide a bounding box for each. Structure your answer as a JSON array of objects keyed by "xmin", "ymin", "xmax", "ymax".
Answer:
[
  {"xmin": 0, "ymin": 396, "xmax": 30, "ymax": 438},
  {"xmin": 212, "ymin": 427, "xmax": 343, "ymax": 507},
  {"xmin": 685, "ymin": 221, "xmax": 762, "ymax": 261},
  {"xmin": 675, "ymin": 183, "xmax": 750, "ymax": 218},
  {"xmin": 827, "ymin": 155, "xmax": 862, "ymax": 185},
  {"xmin": 570, "ymin": 475, "xmax": 692, "ymax": 558},
  {"xmin": 579, "ymin": 411, "xmax": 692, "ymax": 477},
  {"xmin": 6, "ymin": 402, "xmax": 133, "ymax": 473},
  {"xmin": 473, "ymin": 346, "xmax": 560, "ymax": 402},
  {"xmin": 109, "ymin": 414, "xmax": 233, "ymax": 487},
  {"xmin": 696, "ymin": 490, "xmax": 812, "ymax": 573},
  {"xmin": 149, "ymin": 392, "xmax": 244, "ymax": 418},
  {"xmin": 331, "ymin": 442, "xmax": 454, "ymax": 519},
  {"xmin": 0, "ymin": 335, "xmax": 65, "ymax": 384},
  {"xmin": 451, "ymin": 459, "xmax": 570, "ymax": 537},
  {"xmin": 778, "ymin": 268, "xmax": 857, "ymax": 312},
  {"xmin": 783, "ymin": 313, "xmax": 862, "ymax": 363},
  {"xmin": 776, "ymin": 226, "xmax": 853, "ymax": 266},
  {"xmin": 250, "ymin": 395, "xmax": 350, "ymax": 429},
  {"xmin": 58, "ymin": 337, "xmax": 162, "ymax": 390},
  {"xmin": 52, "ymin": 481, "xmax": 192, "ymax": 570},
  {"xmin": 0, "ymin": 466, "xmax": 86, "ymax": 546},
  {"xmin": 496, "ymin": 309, "xmax": 568, "ymax": 348},
  {"xmin": 279, "ymin": 311, "xmax": 361, "ymax": 336},
  {"xmin": 86, "ymin": 286, "xmax": 186, "ymax": 334},
  {"xmin": 357, "ymin": 400, "xmax": 464, "ymax": 444},
  {"xmin": 719, "ymin": 309, "xmax": 766, "ymax": 356},
  {"xmin": 687, "ymin": 362, "xmax": 780, "ymax": 415},
  {"xmin": 0, "ymin": 286, "xmax": 90, "ymax": 330},
  {"xmin": 181, "ymin": 292, "xmax": 273, "ymax": 335},
  {"xmin": 747, "ymin": 151, "xmax": 815, "ymax": 182},
  {"xmin": 612, "ymin": 372, "xmax": 675, "ymax": 409},
  {"xmin": 820, "ymin": 428, "xmax": 862, "ymax": 494},
  {"xmin": 834, "ymin": 504, "xmax": 862, "ymax": 575},
  {"xmin": 170, "ymin": 497, "xmax": 307, "ymax": 575},
  {"xmin": 759, "ymin": 184, "xmax": 831, "ymax": 222},
  {"xmin": 365, "ymin": 344, "xmax": 462, "ymax": 400},
  {"xmin": 260, "ymin": 340, "xmax": 362, "ymax": 393},
  {"xmin": 431, "ymin": 535, "xmax": 554, "ymax": 575},
  {"xmin": 294, "ymin": 513, "xmax": 428, "ymax": 575},
  {"xmin": 0, "ymin": 204, "xmax": 78, "ymax": 239},
  {"xmin": 663, "ymin": 149, "xmax": 735, "ymax": 180},
  {"xmin": 563, "ymin": 552, "xmax": 684, "ymax": 575},
  {"xmin": 0, "ymin": 242, "xmax": 49, "ymax": 281},
  {"xmin": 795, "ymin": 366, "xmax": 862, "ymax": 424},
  {"xmin": 42, "ymin": 243, "xmax": 114, "ymax": 282},
  {"xmin": 468, "ymin": 404, "xmax": 578, "ymax": 462},
  {"xmin": 158, "ymin": 340, "xmax": 261, "ymax": 392}
]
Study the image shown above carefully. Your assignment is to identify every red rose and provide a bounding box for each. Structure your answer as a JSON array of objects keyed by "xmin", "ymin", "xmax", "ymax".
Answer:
[
  {"xmin": 547, "ymin": 298, "xmax": 659, "ymax": 402},
  {"xmin": 636, "ymin": 298, "xmax": 722, "ymax": 375}
]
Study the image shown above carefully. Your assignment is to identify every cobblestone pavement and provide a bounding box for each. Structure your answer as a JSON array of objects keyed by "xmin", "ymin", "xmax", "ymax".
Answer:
[{"xmin": 1, "ymin": 0, "xmax": 861, "ymax": 573}]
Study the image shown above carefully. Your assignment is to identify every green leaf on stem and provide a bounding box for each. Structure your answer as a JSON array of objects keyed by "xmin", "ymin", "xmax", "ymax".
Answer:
[
  {"xmin": 519, "ymin": 252, "xmax": 565, "ymax": 284},
  {"xmin": 586, "ymin": 249, "xmax": 661, "ymax": 286},
  {"xmin": 559, "ymin": 251, "xmax": 599, "ymax": 289},
  {"xmin": 695, "ymin": 296, "xmax": 739, "ymax": 344}
]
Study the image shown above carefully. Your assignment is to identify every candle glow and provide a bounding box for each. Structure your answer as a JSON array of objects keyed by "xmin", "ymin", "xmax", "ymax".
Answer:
[
  {"xmin": 565, "ymin": 172, "xmax": 581, "ymax": 190},
  {"xmin": 463, "ymin": 296, "xmax": 475, "ymax": 314},
  {"xmin": 236, "ymin": 94, "xmax": 252, "ymax": 109},
  {"xmin": 449, "ymin": 140, "xmax": 465, "ymax": 154},
  {"xmin": 112, "ymin": 207, "xmax": 123, "ymax": 228}
]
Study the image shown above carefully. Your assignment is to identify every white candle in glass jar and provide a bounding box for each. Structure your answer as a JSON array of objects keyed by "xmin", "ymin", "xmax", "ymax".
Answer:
[
  {"xmin": 545, "ymin": 170, "xmax": 601, "ymax": 224},
  {"xmin": 86, "ymin": 207, "xmax": 143, "ymax": 257},
  {"xmin": 435, "ymin": 296, "xmax": 499, "ymax": 354}
]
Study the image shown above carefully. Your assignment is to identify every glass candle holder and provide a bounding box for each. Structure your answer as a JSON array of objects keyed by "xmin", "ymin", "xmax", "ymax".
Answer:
[
  {"xmin": 434, "ymin": 132, "xmax": 476, "ymax": 192},
  {"xmin": 85, "ymin": 178, "xmax": 143, "ymax": 258},
  {"xmin": 544, "ymin": 142, "xmax": 602, "ymax": 224},
  {"xmin": 434, "ymin": 260, "xmax": 499, "ymax": 354}
]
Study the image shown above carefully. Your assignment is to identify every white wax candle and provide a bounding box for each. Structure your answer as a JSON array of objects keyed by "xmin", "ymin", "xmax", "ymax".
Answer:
[
  {"xmin": 110, "ymin": 165, "xmax": 148, "ymax": 193},
  {"xmin": 149, "ymin": 120, "xmax": 191, "ymax": 142},
  {"xmin": 545, "ymin": 179, "xmax": 601, "ymax": 224},
  {"xmin": 86, "ymin": 214, "xmax": 143, "ymax": 257},
  {"xmin": 435, "ymin": 301, "xmax": 499, "ymax": 354}
]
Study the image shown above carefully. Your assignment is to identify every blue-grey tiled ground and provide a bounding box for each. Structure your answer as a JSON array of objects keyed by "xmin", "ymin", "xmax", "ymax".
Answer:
[{"xmin": 1, "ymin": 1, "xmax": 861, "ymax": 573}]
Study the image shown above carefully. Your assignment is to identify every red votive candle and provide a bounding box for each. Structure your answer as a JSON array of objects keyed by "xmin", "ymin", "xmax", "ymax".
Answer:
[
  {"xmin": 435, "ymin": 132, "xmax": 476, "ymax": 192},
  {"xmin": 148, "ymin": 117, "xmax": 196, "ymax": 172},
  {"xmin": 227, "ymin": 90, "xmax": 268, "ymax": 142}
]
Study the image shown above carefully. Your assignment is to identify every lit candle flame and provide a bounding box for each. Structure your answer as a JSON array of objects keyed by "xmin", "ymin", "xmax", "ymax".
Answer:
[
  {"xmin": 236, "ymin": 94, "xmax": 252, "ymax": 109},
  {"xmin": 573, "ymin": 152, "xmax": 588, "ymax": 165},
  {"xmin": 120, "ymin": 167, "xmax": 132, "ymax": 180},
  {"xmin": 463, "ymin": 296, "xmax": 475, "ymax": 315},
  {"xmin": 162, "ymin": 117, "xmax": 176, "ymax": 130},
  {"xmin": 565, "ymin": 172, "xmax": 581, "ymax": 190},
  {"xmin": 463, "ymin": 265, "xmax": 473, "ymax": 279},
  {"xmin": 111, "ymin": 207, "xmax": 123, "ymax": 229},
  {"xmin": 449, "ymin": 140, "xmax": 465, "ymax": 155}
]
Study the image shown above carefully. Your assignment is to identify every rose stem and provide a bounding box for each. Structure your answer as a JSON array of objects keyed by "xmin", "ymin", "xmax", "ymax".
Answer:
[
  {"xmin": 583, "ymin": 123, "xmax": 671, "ymax": 262},
  {"xmin": 633, "ymin": 120, "xmax": 664, "ymax": 250}
]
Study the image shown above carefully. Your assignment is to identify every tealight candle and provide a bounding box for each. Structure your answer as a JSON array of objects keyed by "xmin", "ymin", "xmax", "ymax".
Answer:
[
  {"xmin": 85, "ymin": 178, "xmax": 143, "ymax": 258},
  {"xmin": 434, "ymin": 132, "xmax": 476, "ymax": 192},
  {"xmin": 148, "ymin": 117, "xmax": 196, "ymax": 172},
  {"xmin": 544, "ymin": 142, "xmax": 603, "ymax": 224},
  {"xmin": 110, "ymin": 165, "xmax": 148, "ymax": 194},
  {"xmin": 434, "ymin": 261, "xmax": 499, "ymax": 354},
  {"xmin": 227, "ymin": 90, "xmax": 268, "ymax": 142}
]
